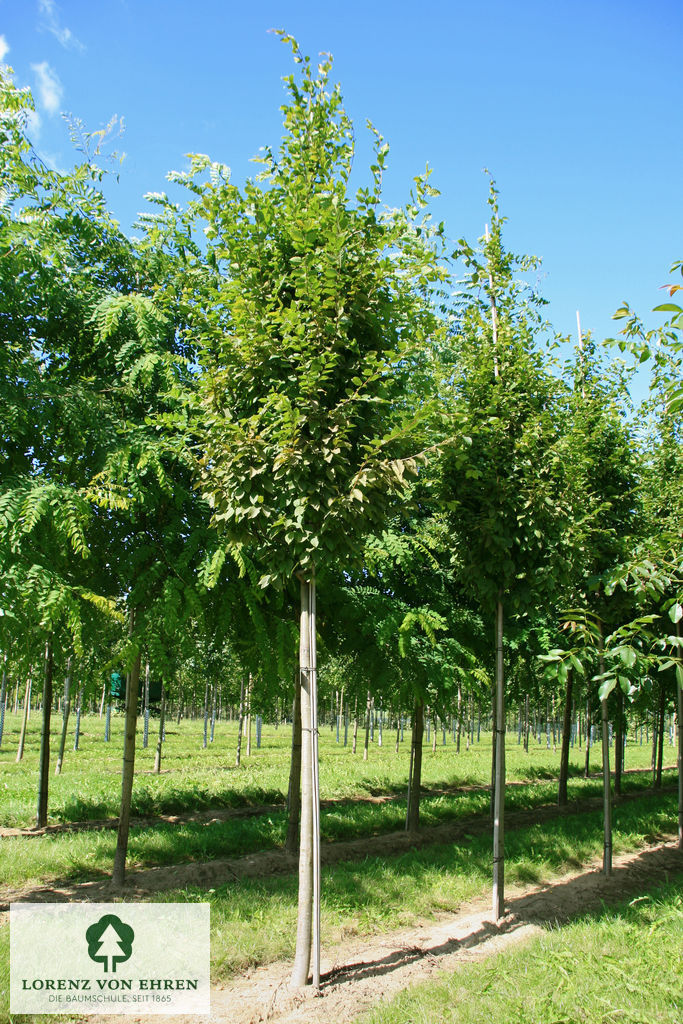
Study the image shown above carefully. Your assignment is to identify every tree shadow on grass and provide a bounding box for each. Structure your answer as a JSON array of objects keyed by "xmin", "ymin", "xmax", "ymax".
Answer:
[
  {"xmin": 317, "ymin": 842, "xmax": 683, "ymax": 991},
  {"xmin": 1, "ymin": 786, "xmax": 677, "ymax": 922}
]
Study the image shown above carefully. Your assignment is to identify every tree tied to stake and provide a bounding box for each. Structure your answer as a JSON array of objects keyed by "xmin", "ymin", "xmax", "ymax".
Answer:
[{"xmin": 144, "ymin": 35, "xmax": 447, "ymax": 986}]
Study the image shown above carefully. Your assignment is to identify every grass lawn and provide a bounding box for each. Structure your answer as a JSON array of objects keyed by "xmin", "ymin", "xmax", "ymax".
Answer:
[
  {"xmin": 0, "ymin": 711, "xmax": 676, "ymax": 888},
  {"xmin": 0, "ymin": 709, "xmax": 673, "ymax": 829},
  {"xmin": 0, "ymin": 710, "xmax": 679, "ymax": 1024},
  {"xmin": 358, "ymin": 879, "xmax": 683, "ymax": 1024}
]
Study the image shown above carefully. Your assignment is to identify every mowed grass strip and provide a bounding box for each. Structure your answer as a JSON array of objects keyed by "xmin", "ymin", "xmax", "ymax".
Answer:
[
  {"xmin": 153, "ymin": 792, "xmax": 677, "ymax": 981},
  {"xmin": 0, "ymin": 711, "xmax": 672, "ymax": 829},
  {"xmin": 0, "ymin": 795, "xmax": 677, "ymax": 1024},
  {"xmin": 358, "ymin": 880, "xmax": 683, "ymax": 1024},
  {"xmin": 0, "ymin": 771, "xmax": 674, "ymax": 890}
]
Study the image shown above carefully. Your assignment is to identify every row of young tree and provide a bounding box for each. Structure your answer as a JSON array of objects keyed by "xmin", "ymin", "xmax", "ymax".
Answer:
[{"xmin": 1, "ymin": 37, "xmax": 681, "ymax": 986}]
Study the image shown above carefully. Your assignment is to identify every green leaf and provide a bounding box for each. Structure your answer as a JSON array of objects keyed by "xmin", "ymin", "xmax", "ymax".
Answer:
[
  {"xmin": 569, "ymin": 653, "xmax": 585, "ymax": 676},
  {"xmin": 614, "ymin": 645, "xmax": 636, "ymax": 669},
  {"xmin": 668, "ymin": 603, "xmax": 683, "ymax": 624},
  {"xmin": 598, "ymin": 677, "xmax": 616, "ymax": 701}
]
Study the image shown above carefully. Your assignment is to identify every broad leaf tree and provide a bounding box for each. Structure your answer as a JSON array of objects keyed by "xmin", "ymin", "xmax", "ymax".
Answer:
[
  {"xmin": 148, "ymin": 37, "xmax": 446, "ymax": 985},
  {"xmin": 439, "ymin": 193, "xmax": 569, "ymax": 918}
]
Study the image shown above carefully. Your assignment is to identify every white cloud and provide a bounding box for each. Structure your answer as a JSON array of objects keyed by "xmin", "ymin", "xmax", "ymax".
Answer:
[
  {"xmin": 0, "ymin": 34, "xmax": 10, "ymax": 62},
  {"xmin": 26, "ymin": 107, "xmax": 42, "ymax": 141},
  {"xmin": 30, "ymin": 61, "xmax": 63, "ymax": 115},
  {"xmin": 38, "ymin": 0, "xmax": 84, "ymax": 52}
]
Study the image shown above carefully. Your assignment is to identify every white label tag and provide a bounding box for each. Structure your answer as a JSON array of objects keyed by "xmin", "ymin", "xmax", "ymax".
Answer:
[{"xmin": 10, "ymin": 902, "xmax": 210, "ymax": 1015}]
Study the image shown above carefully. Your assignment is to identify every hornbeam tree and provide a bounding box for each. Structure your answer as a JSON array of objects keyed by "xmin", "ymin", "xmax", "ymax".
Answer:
[
  {"xmin": 612, "ymin": 259, "xmax": 683, "ymax": 845},
  {"xmin": 147, "ymin": 36, "xmax": 447, "ymax": 986},
  {"xmin": 439, "ymin": 191, "xmax": 569, "ymax": 919}
]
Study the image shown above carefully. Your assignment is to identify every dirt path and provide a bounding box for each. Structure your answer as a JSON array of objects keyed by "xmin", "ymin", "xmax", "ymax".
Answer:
[
  {"xmin": 1, "ymin": 764, "xmax": 673, "ymax": 839},
  {"xmin": 1, "ymin": 786, "xmax": 676, "ymax": 908},
  {"xmin": 1, "ymin": 786, "xmax": 675, "ymax": 910},
  {"xmin": 75, "ymin": 838, "xmax": 683, "ymax": 1024}
]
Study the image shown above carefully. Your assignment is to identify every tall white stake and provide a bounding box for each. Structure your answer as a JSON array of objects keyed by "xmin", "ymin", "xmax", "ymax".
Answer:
[{"xmin": 309, "ymin": 573, "xmax": 321, "ymax": 989}]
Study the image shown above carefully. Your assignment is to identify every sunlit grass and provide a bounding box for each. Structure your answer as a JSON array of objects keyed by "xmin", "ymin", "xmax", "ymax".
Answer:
[
  {"xmin": 0, "ymin": 764, "xmax": 673, "ymax": 890},
  {"xmin": 358, "ymin": 880, "xmax": 683, "ymax": 1024},
  {"xmin": 0, "ymin": 710, "xmax": 673, "ymax": 830},
  {"xmin": 0, "ymin": 709, "xmax": 676, "ymax": 890},
  {"xmin": 153, "ymin": 791, "xmax": 679, "ymax": 981}
]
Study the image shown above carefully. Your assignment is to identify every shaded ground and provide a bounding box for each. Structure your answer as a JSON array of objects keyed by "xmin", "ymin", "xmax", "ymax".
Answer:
[
  {"xmin": 0, "ymin": 764, "xmax": 672, "ymax": 839},
  {"xmin": 72, "ymin": 838, "xmax": 683, "ymax": 1024},
  {"xmin": 0, "ymin": 785, "xmax": 676, "ymax": 910}
]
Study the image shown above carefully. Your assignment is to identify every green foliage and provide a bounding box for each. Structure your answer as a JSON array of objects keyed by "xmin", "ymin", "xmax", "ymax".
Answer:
[
  {"xmin": 146, "ymin": 37, "xmax": 446, "ymax": 582},
  {"xmin": 613, "ymin": 258, "xmax": 683, "ymax": 414},
  {"xmin": 439, "ymin": 190, "xmax": 568, "ymax": 618}
]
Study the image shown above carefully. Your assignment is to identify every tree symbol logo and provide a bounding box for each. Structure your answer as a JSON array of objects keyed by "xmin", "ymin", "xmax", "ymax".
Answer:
[{"xmin": 86, "ymin": 914, "xmax": 135, "ymax": 973}]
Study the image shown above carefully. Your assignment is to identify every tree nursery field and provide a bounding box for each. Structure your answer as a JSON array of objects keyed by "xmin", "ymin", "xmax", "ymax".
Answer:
[
  {"xmin": 1, "ymin": 31, "xmax": 682, "ymax": 1024},
  {"xmin": 0, "ymin": 711, "xmax": 681, "ymax": 1023}
]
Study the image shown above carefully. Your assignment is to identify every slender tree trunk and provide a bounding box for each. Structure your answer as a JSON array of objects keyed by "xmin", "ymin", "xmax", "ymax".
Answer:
[
  {"xmin": 202, "ymin": 681, "xmax": 209, "ymax": 749},
  {"xmin": 598, "ymin": 633, "xmax": 612, "ymax": 877},
  {"xmin": 363, "ymin": 690, "xmax": 371, "ymax": 761},
  {"xmin": 0, "ymin": 652, "xmax": 7, "ymax": 748},
  {"xmin": 73, "ymin": 688, "xmax": 82, "ymax": 751},
  {"xmin": 154, "ymin": 683, "xmax": 166, "ymax": 774},
  {"xmin": 337, "ymin": 687, "xmax": 344, "ymax": 744},
  {"xmin": 235, "ymin": 676, "xmax": 245, "ymax": 767},
  {"xmin": 209, "ymin": 683, "xmax": 216, "ymax": 743},
  {"xmin": 112, "ymin": 610, "xmax": 142, "ymax": 888},
  {"xmin": 99, "ymin": 681, "xmax": 106, "ymax": 718},
  {"xmin": 36, "ymin": 637, "xmax": 54, "ymax": 828},
  {"xmin": 286, "ymin": 674, "xmax": 302, "ymax": 856},
  {"xmin": 406, "ymin": 708, "xmax": 415, "ymax": 825},
  {"xmin": 558, "ymin": 669, "xmax": 573, "ymax": 807},
  {"xmin": 405, "ymin": 698, "xmax": 424, "ymax": 833},
  {"xmin": 490, "ymin": 682, "xmax": 497, "ymax": 820},
  {"xmin": 246, "ymin": 674, "xmax": 253, "ymax": 757},
  {"xmin": 55, "ymin": 656, "xmax": 73, "ymax": 775},
  {"xmin": 16, "ymin": 667, "xmax": 32, "ymax": 763},
  {"xmin": 352, "ymin": 696, "xmax": 358, "ymax": 754},
  {"xmin": 492, "ymin": 597, "xmax": 505, "ymax": 921},
  {"xmin": 466, "ymin": 695, "xmax": 472, "ymax": 750},
  {"xmin": 523, "ymin": 692, "xmax": 530, "ymax": 752},
  {"xmin": 655, "ymin": 682, "xmax": 666, "ymax": 789},
  {"xmin": 456, "ymin": 684, "xmax": 462, "ymax": 753},
  {"xmin": 291, "ymin": 575, "xmax": 320, "ymax": 989},
  {"xmin": 143, "ymin": 659, "xmax": 150, "ymax": 749},
  {"xmin": 584, "ymin": 698, "xmax": 592, "ymax": 777},
  {"xmin": 614, "ymin": 685, "xmax": 623, "ymax": 799}
]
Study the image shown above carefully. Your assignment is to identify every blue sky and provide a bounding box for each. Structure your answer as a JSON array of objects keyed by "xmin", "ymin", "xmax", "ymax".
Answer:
[{"xmin": 2, "ymin": 0, "xmax": 682, "ymax": 377}]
